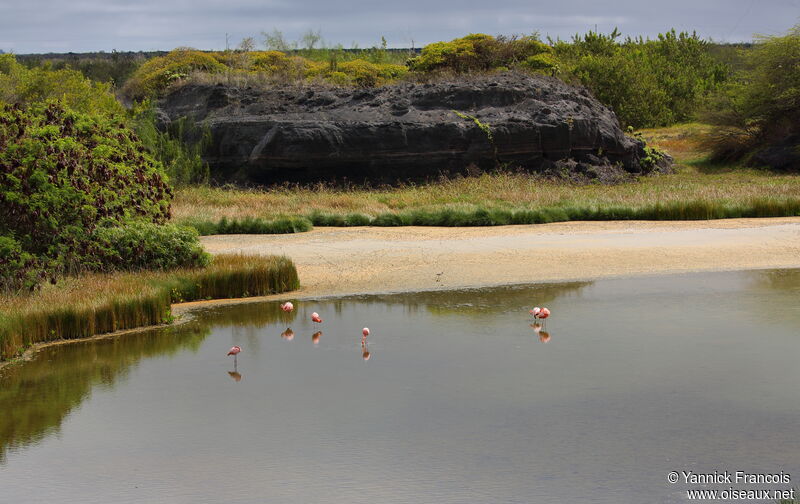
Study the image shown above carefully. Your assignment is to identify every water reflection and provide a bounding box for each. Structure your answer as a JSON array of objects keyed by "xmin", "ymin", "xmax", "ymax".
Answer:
[
  {"xmin": 281, "ymin": 328, "xmax": 295, "ymax": 341},
  {"xmin": 312, "ymin": 331, "xmax": 322, "ymax": 345},
  {"xmin": 227, "ymin": 370, "xmax": 242, "ymax": 382},
  {"xmin": 325, "ymin": 281, "xmax": 593, "ymax": 318},
  {"xmin": 361, "ymin": 338, "xmax": 371, "ymax": 361},
  {"xmin": 0, "ymin": 325, "xmax": 209, "ymax": 462}
]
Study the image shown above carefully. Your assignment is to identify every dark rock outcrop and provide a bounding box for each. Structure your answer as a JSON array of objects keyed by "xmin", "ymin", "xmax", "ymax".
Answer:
[{"xmin": 158, "ymin": 73, "xmax": 670, "ymax": 185}]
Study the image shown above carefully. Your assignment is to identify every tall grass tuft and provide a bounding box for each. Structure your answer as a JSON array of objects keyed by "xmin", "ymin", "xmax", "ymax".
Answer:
[
  {"xmin": 0, "ymin": 254, "xmax": 299, "ymax": 361},
  {"xmin": 180, "ymin": 216, "xmax": 313, "ymax": 235}
]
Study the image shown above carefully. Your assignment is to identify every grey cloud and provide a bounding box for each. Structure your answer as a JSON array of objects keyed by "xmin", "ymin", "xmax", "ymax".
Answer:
[{"xmin": 0, "ymin": 0, "xmax": 798, "ymax": 53}]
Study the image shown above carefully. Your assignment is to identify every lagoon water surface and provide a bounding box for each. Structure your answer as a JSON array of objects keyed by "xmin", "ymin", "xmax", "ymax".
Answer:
[{"xmin": 1, "ymin": 270, "xmax": 799, "ymax": 503}]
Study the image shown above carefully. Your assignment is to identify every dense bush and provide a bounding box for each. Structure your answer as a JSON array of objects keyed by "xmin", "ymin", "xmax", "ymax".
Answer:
[
  {"xmin": 17, "ymin": 51, "xmax": 147, "ymax": 87},
  {"xmin": 308, "ymin": 58, "xmax": 408, "ymax": 87},
  {"xmin": 122, "ymin": 48, "xmax": 226, "ymax": 100},
  {"xmin": 131, "ymin": 101, "xmax": 210, "ymax": 186},
  {"xmin": 703, "ymin": 25, "xmax": 800, "ymax": 165},
  {"xmin": 408, "ymin": 34, "xmax": 553, "ymax": 73},
  {"xmin": 0, "ymin": 54, "xmax": 124, "ymax": 118},
  {"xmin": 552, "ymin": 30, "xmax": 727, "ymax": 127},
  {"xmin": 0, "ymin": 102, "xmax": 173, "ymax": 290},
  {"xmin": 94, "ymin": 221, "xmax": 210, "ymax": 271}
]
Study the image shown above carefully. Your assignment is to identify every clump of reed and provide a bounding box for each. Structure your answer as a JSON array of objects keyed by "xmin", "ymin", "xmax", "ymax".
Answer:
[
  {"xmin": 301, "ymin": 198, "xmax": 800, "ymax": 228},
  {"xmin": 0, "ymin": 254, "xmax": 299, "ymax": 361},
  {"xmin": 176, "ymin": 196, "xmax": 800, "ymax": 236},
  {"xmin": 179, "ymin": 216, "xmax": 313, "ymax": 235}
]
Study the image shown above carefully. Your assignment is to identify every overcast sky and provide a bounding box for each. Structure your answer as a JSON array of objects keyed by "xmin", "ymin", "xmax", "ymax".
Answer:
[{"xmin": 1, "ymin": 0, "xmax": 798, "ymax": 54}]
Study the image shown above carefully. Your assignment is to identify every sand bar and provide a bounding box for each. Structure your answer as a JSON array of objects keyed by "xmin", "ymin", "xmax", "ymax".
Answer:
[{"xmin": 199, "ymin": 217, "xmax": 800, "ymax": 299}]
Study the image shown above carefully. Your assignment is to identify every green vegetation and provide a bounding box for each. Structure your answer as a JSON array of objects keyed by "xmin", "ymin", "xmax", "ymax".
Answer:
[
  {"xmin": 121, "ymin": 48, "xmax": 227, "ymax": 100},
  {"xmin": 407, "ymin": 33, "xmax": 555, "ymax": 74},
  {"xmin": 130, "ymin": 102, "xmax": 211, "ymax": 186},
  {"xmin": 0, "ymin": 254, "xmax": 299, "ymax": 361},
  {"xmin": 0, "ymin": 101, "xmax": 179, "ymax": 291},
  {"xmin": 703, "ymin": 24, "xmax": 800, "ymax": 165},
  {"xmin": 93, "ymin": 221, "xmax": 210, "ymax": 271},
  {"xmin": 15, "ymin": 50, "xmax": 153, "ymax": 87},
  {"xmin": 0, "ymin": 54, "xmax": 124, "ymax": 117},
  {"xmin": 180, "ymin": 216, "xmax": 313, "ymax": 235},
  {"xmin": 552, "ymin": 29, "xmax": 727, "ymax": 127}
]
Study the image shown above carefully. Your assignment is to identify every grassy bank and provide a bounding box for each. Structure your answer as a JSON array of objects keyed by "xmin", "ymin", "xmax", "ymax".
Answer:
[
  {"xmin": 0, "ymin": 254, "xmax": 299, "ymax": 361},
  {"xmin": 173, "ymin": 124, "xmax": 800, "ymax": 232}
]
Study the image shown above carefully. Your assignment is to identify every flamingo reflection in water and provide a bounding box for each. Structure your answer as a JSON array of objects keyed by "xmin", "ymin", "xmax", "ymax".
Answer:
[
  {"xmin": 361, "ymin": 339, "xmax": 371, "ymax": 361},
  {"xmin": 361, "ymin": 329, "xmax": 371, "ymax": 361},
  {"xmin": 530, "ymin": 323, "xmax": 553, "ymax": 343},
  {"xmin": 312, "ymin": 331, "xmax": 322, "ymax": 345},
  {"xmin": 228, "ymin": 370, "xmax": 242, "ymax": 382},
  {"xmin": 281, "ymin": 328, "xmax": 295, "ymax": 341}
]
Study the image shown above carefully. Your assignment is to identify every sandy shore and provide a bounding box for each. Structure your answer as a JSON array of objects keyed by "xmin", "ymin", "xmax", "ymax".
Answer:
[{"xmin": 200, "ymin": 217, "xmax": 800, "ymax": 299}]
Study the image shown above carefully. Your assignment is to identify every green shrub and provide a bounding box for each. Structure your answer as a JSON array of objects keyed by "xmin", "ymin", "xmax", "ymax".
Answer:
[
  {"xmin": 408, "ymin": 34, "xmax": 552, "ymax": 73},
  {"xmin": 131, "ymin": 101, "xmax": 210, "ymax": 186},
  {"xmin": 553, "ymin": 29, "xmax": 728, "ymax": 128},
  {"xmin": 0, "ymin": 54, "xmax": 124, "ymax": 118},
  {"xmin": 704, "ymin": 24, "xmax": 800, "ymax": 163},
  {"xmin": 522, "ymin": 53, "xmax": 559, "ymax": 74},
  {"xmin": 123, "ymin": 48, "xmax": 226, "ymax": 99},
  {"xmin": 306, "ymin": 59, "xmax": 408, "ymax": 87},
  {"xmin": 180, "ymin": 216, "xmax": 313, "ymax": 235},
  {"xmin": 0, "ymin": 102, "xmax": 172, "ymax": 290},
  {"xmin": 93, "ymin": 221, "xmax": 210, "ymax": 271}
]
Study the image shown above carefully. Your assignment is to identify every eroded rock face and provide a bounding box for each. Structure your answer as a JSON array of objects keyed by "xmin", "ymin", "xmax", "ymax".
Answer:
[{"xmin": 158, "ymin": 73, "xmax": 669, "ymax": 185}]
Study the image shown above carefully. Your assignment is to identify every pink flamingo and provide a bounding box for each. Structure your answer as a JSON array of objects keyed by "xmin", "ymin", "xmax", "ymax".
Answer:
[
  {"xmin": 362, "ymin": 327, "xmax": 370, "ymax": 337},
  {"xmin": 227, "ymin": 345, "xmax": 241, "ymax": 365},
  {"xmin": 530, "ymin": 307, "xmax": 542, "ymax": 319},
  {"xmin": 539, "ymin": 307, "xmax": 551, "ymax": 320},
  {"xmin": 311, "ymin": 312, "xmax": 323, "ymax": 323},
  {"xmin": 280, "ymin": 302, "xmax": 294, "ymax": 312}
]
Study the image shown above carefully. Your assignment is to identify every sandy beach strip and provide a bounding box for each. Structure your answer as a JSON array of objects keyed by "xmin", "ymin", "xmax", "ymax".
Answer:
[{"xmin": 198, "ymin": 217, "xmax": 800, "ymax": 300}]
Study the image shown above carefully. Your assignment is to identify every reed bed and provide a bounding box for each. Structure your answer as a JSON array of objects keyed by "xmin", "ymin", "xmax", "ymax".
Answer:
[
  {"xmin": 172, "ymin": 124, "xmax": 800, "ymax": 233},
  {"xmin": 0, "ymin": 254, "xmax": 299, "ymax": 361}
]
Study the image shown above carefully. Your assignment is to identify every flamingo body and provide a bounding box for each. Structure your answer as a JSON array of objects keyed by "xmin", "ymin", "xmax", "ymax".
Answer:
[
  {"xmin": 539, "ymin": 307, "xmax": 551, "ymax": 319},
  {"xmin": 362, "ymin": 327, "xmax": 370, "ymax": 337},
  {"xmin": 227, "ymin": 346, "xmax": 242, "ymax": 356},
  {"xmin": 280, "ymin": 302, "xmax": 294, "ymax": 312},
  {"xmin": 311, "ymin": 312, "xmax": 323, "ymax": 323}
]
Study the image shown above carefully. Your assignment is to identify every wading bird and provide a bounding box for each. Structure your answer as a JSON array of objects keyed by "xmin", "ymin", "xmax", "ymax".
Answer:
[
  {"xmin": 280, "ymin": 302, "xmax": 294, "ymax": 312},
  {"xmin": 530, "ymin": 307, "xmax": 542, "ymax": 318},
  {"xmin": 311, "ymin": 312, "xmax": 323, "ymax": 323},
  {"xmin": 362, "ymin": 327, "xmax": 370, "ymax": 337},
  {"xmin": 539, "ymin": 307, "xmax": 551, "ymax": 320},
  {"xmin": 227, "ymin": 346, "xmax": 241, "ymax": 364}
]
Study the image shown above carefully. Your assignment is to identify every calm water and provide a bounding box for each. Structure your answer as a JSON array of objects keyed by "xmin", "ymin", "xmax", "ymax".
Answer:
[{"xmin": 1, "ymin": 270, "xmax": 799, "ymax": 503}]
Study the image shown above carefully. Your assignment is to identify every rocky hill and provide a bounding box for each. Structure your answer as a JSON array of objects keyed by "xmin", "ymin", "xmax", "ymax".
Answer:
[{"xmin": 157, "ymin": 72, "xmax": 670, "ymax": 185}]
